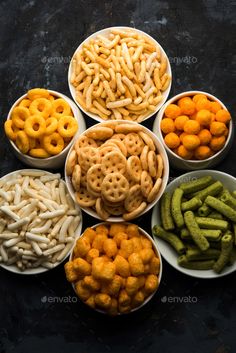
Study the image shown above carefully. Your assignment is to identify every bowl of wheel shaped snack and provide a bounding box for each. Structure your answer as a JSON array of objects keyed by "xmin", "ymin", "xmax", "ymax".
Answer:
[
  {"xmin": 68, "ymin": 26, "xmax": 172, "ymax": 123},
  {"xmin": 65, "ymin": 120, "xmax": 169, "ymax": 222},
  {"xmin": 64, "ymin": 222, "xmax": 162, "ymax": 315},
  {"xmin": 153, "ymin": 91, "xmax": 233, "ymax": 170},
  {"xmin": 4, "ymin": 88, "xmax": 86, "ymax": 169},
  {"xmin": 151, "ymin": 170, "xmax": 236, "ymax": 279}
]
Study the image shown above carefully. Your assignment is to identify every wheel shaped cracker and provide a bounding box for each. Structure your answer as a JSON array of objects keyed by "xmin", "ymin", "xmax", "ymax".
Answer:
[
  {"xmin": 95, "ymin": 198, "xmax": 110, "ymax": 220},
  {"xmin": 141, "ymin": 171, "xmax": 153, "ymax": 198},
  {"xmin": 124, "ymin": 184, "xmax": 143, "ymax": 212},
  {"xmin": 124, "ymin": 133, "xmax": 144, "ymax": 156},
  {"xmin": 101, "ymin": 173, "xmax": 129, "ymax": 203},
  {"xmin": 87, "ymin": 164, "xmax": 104, "ymax": 194},
  {"xmin": 148, "ymin": 151, "xmax": 157, "ymax": 178},
  {"xmin": 66, "ymin": 149, "xmax": 77, "ymax": 176},
  {"xmin": 101, "ymin": 151, "xmax": 127, "ymax": 175},
  {"xmin": 75, "ymin": 135, "xmax": 97, "ymax": 151},
  {"xmin": 76, "ymin": 187, "xmax": 96, "ymax": 207},
  {"xmin": 140, "ymin": 145, "xmax": 149, "ymax": 171},
  {"xmin": 127, "ymin": 156, "xmax": 142, "ymax": 182},
  {"xmin": 72, "ymin": 164, "xmax": 81, "ymax": 191},
  {"xmin": 111, "ymin": 133, "xmax": 126, "ymax": 142},
  {"xmin": 99, "ymin": 145, "xmax": 119, "ymax": 159},
  {"xmin": 77, "ymin": 146, "xmax": 100, "ymax": 171}
]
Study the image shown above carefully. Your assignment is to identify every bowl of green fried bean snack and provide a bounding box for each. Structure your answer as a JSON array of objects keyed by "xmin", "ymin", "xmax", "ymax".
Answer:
[{"xmin": 151, "ymin": 170, "xmax": 236, "ymax": 278}]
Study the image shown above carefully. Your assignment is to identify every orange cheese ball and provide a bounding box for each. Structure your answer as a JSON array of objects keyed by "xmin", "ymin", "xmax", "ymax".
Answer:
[
  {"xmin": 183, "ymin": 120, "xmax": 201, "ymax": 134},
  {"xmin": 196, "ymin": 109, "xmax": 212, "ymax": 126},
  {"xmin": 210, "ymin": 113, "xmax": 216, "ymax": 122},
  {"xmin": 194, "ymin": 146, "xmax": 212, "ymax": 160},
  {"xmin": 182, "ymin": 134, "xmax": 200, "ymax": 150},
  {"xmin": 165, "ymin": 104, "xmax": 181, "ymax": 119},
  {"xmin": 210, "ymin": 121, "xmax": 227, "ymax": 136},
  {"xmin": 178, "ymin": 97, "xmax": 195, "ymax": 115},
  {"xmin": 164, "ymin": 132, "xmax": 180, "ymax": 149},
  {"xmin": 192, "ymin": 94, "xmax": 207, "ymax": 103},
  {"xmin": 210, "ymin": 101, "xmax": 222, "ymax": 113},
  {"xmin": 210, "ymin": 136, "xmax": 226, "ymax": 151},
  {"xmin": 174, "ymin": 115, "xmax": 189, "ymax": 130},
  {"xmin": 177, "ymin": 145, "xmax": 194, "ymax": 159},
  {"xmin": 160, "ymin": 118, "xmax": 175, "ymax": 134},
  {"xmin": 215, "ymin": 109, "xmax": 231, "ymax": 124},
  {"xmin": 224, "ymin": 127, "xmax": 229, "ymax": 137},
  {"xmin": 198, "ymin": 129, "xmax": 212, "ymax": 145},
  {"xmin": 195, "ymin": 98, "xmax": 211, "ymax": 111}
]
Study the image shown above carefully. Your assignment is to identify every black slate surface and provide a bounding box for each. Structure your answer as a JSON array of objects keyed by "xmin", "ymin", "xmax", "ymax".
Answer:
[{"xmin": 0, "ymin": 1, "xmax": 236, "ymax": 353}]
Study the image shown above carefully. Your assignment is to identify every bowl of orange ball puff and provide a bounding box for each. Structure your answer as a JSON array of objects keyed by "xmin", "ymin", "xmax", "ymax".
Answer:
[
  {"xmin": 153, "ymin": 91, "xmax": 233, "ymax": 170},
  {"xmin": 4, "ymin": 88, "xmax": 86, "ymax": 169},
  {"xmin": 64, "ymin": 222, "xmax": 162, "ymax": 315}
]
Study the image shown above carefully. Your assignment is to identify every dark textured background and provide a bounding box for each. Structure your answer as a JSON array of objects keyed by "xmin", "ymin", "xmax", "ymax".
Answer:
[{"xmin": 0, "ymin": 1, "xmax": 236, "ymax": 352}]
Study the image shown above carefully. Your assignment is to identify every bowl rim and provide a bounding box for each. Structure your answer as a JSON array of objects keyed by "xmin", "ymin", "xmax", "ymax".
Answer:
[
  {"xmin": 65, "ymin": 120, "xmax": 170, "ymax": 222},
  {"xmin": 151, "ymin": 169, "xmax": 236, "ymax": 279},
  {"xmin": 0, "ymin": 168, "xmax": 83, "ymax": 275},
  {"xmin": 68, "ymin": 25, "xmax": 172, "ymax": 123},
  {"xmin": 153, "ymin": 90, "xmax": 233, "ymax": 164},
  {"xmin": 6, "ymin": 89, "xmax": 81, "ymax": 162},
  {"xmin": 69, "ymin": 221, "xmax": 163, "ymax": 315}
]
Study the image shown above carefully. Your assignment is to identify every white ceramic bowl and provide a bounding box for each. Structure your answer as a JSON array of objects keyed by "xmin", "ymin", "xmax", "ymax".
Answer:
[
  {"xmin": 69, "ymin": 222, "xmax": 163, "ymax": 315},
  {"xmin": 65, "ymin": 120, "xmax": 169, "ymax": 222},
  {"xmin": 153, "ymin": 90, "xmax": 233, "ymax": 170},
  {"xmin": 68, "ymin": 26, "xmax": 172, "ymax": 123},
  {"xmin": 0, "ymin": 169, "xmax": 83, "ymax": 275},
  {"xmin": 6, "ymin": 90, "xmax": 86, "ymax": 169},
  {"xmin": 151, "ymin": 169, "xmax": 236, "ymax": 279}
]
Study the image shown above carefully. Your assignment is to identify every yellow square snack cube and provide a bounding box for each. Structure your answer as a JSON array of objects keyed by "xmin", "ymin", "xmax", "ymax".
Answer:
[
  {"xmin": 140, "ymin": 236, "xmax": 152, "ymax": 249},
  {"xmin": 100, "ymin": 262, "xmax": 116, "ymax": 282},
  {"xmin": 96, "ymin": 224, "xmax": 109, "ymax": 236},
  {"xmin": 137, "ymin": 275, "xmax": 146, "ymax": 289},
  {"xmin": 108, "ymin": 298, "xmax": 118, "ymax": 316},
  {"xmin": 92, "ymin": 233, "xmax": 107, "ymax": 252},
  {"xmin": 85, "ymin": 294, "xmax": 96, "ymax": 309},
  {"xmin": 83, "ymin": 275, "xmax": 101, "ymax": 291},
  {"xmin": 74, "ymin": 237, "xmax": 91, "ymax": 258},
  {"xmin": 132, "ymin": 237, "xmax": 143, "ymax": 252},
  {"xmin": 73, "ymin": 258, "xmax": 91, "ymax": 276},
  {"xmin": 126, "ymin": 276, "xmax": 139, "ymax": 296},
  {"xmin": 144, "ymin": 274, "xmax": 159, "ymax": 295},
  {"xmin": 86, "ymin": 248, "xmax": 99, "ymax": 263},
  {"xmin": 149, "ymin": 256, "xmax": 160, "ymax": 275},
  {"xmin": 126, "ymin": 224, "xmax": 140, "ymax": 238},
  {"xmin": 64, "ymin": 261, "xmax": 79, "ymax": 282},
  {"xmin": 128, "ymin": 253, "xmax": 144, "ymax": 276},
  {"xmin": 94, "ymin": 293, "xmax": 112, "ymax": 310},
  {"xmin": 114, "ymin": 255, "xmax": 130, "ymax": 277},
  {"xmin": 83, "ymin": 227, "xmax": 97, "ymax": 243},
  {"xmin": 139, "ymin": 248, "xmax": 154, "ymax": 264},
  {"xmin": 118, "ymin": 289, "xmax": 131, "ymax": 306},
  {"xmin": 120, "ymin": 239, "xmax": 134, "ymax": 258},
  {"xmin": 103, "ymin": 238, "xmax": 118, "ymax": 258},
  {"xmin": 75, "ymin": 280, "xmax": 91, "ymax": 301},
  {"xmin": 92, "ymin": 257, "xmax": 105, "ymax": 279},
  {"xmin": 131, "ymin": 290, "xmax": 145, "ymax": 308},
  {"xmin": 106, "ymin": 274, "xmax": 122, "ymax": 296},
  {"xmin": 110, "ymin": 223, "xmax": 127, "ymax": 237},
  {"xmin": 113, "ymin": 232, "xmax": 128, "ymax": 247}
]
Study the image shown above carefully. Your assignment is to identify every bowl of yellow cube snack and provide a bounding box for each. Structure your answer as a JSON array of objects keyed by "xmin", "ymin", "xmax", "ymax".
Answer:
[
  {"xmin": 4, "ymin": 88, "xmax": 86, "ymax": 169},
  {"xmin": 153, "ymin": 91, "xmax": 233, "ymax": 170},
  {"xmin": 68, "ymin": 26, "xmax": 172, "ymax": 123},
  {"xmin": 64, "ymin": 222, "xmax": 162, "ymax": 315}
]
